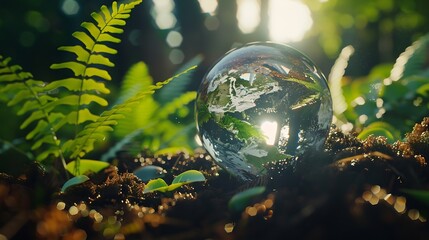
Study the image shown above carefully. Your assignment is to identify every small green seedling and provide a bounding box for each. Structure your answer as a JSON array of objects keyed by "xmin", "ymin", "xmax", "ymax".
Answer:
[
  {"xmin": 143, "ymin": 170, "xmax": 206, "ymax": 193},
  {"xmin": 61, "ymin": 175, "xmax": 90, "ymax": 193},
  {"xmin": 357, "ymin": 121, "xmax": 400, "ymax": 143},
  {"xmin": 401, "ymin": 189, "xmax": 429, "ymax": 207},
  {"xmin": 66, "ymin": 160, "xmax": 110, "ymax": 176},
  {"xmin": 228, "ymin": 186, "xmax": 266, "ymax": 212}
]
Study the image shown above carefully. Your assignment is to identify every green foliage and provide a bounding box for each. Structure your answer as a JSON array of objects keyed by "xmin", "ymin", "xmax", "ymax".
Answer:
[
  {"xmin": 402, "ymin": 189, "xmax": 429, "ymax": 207},
  {"xmin": 303, "ymin": 0, "xmax": 427, "ymax": 57},
  {"xmin": 330, "ymin": 33, "xmax": 429, "ymax": 140},
  {"xmin": 228, "ymin": 186, "xmax": 266, "ymax": 212},
  {"xmin": 155, "ymin": 55, "xmax": 203, "ymax": 104},
  {"xmin": 0, "ymin": 55, "xmax": 64, "ymax": 164},
  {"xmin": 110, "ymin": 61, "xmax": 198, "ymax": 155},
  {"xmin": 0, "ymin": 1, "xmax": 209, "ymax": 181},
  {"xmin": 143, "ymin": 178, "xmax": 169, "ymax": 193},
  {"xmin": 0, "ymin": 1, "xmax": 143, "ymax": 170},
  {"xmin": 64, "ymin": 66, "xmax": 196, "ymax": 161},
  {"xmin": 61, "ymin": 175, "xmax": 90, "ymax": 193},
  {"xmin": 66, "ymin": 159, "xmax": 110, "ymax": 176},
  {"xmin": 51, "ymin": 1, "xmax": 142, "ymax": 160},
  {"xmin": 143, "ymin": 170, "xmax": 206, "ymax": 193},
  {"xmin": 357, "ymin": 122, "xmax": 400, "ymax": 143},
  {"xmin": 0, "ymin": 1, "xmax": 199, "ymax": 178}
]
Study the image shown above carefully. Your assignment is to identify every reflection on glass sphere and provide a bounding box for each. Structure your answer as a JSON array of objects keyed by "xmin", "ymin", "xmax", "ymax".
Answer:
[{"xmin": 195, "ymin": 42, "xmax": 333, "ymax": 181}]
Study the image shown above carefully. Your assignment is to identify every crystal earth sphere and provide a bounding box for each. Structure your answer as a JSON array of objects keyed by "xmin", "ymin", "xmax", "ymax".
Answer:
[{"xmin": 195, "ymin": 42, "xmax": 333, "ymax": 181}]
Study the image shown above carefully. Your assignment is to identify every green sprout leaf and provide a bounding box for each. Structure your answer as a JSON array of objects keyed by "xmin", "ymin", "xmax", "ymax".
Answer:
[
  {"xmin": 143, "ymin": 170, "xmax": 206, "ymax": 193},
  {"xmin": 171, "ymin": 170, "xmax": 206, "ymax": 184},
  {"xmin": 143, "ymin": 178, "xmax": 169, "ymax": 193},
  {"xmin": 401, "ymin": 189, "xmax": 429, "ymax": 206},
  {"xmin": 228, "ymin": 186, "xmax": 266, "ymax": 212},
  {"xmin": 61, "ymin": 175, "xmax": 90, "ymax": 193},
  {"xmin": 66, "ymin": 159, "xmax": 110, "ymax": 176},
  {"xmin": 357, "ymin": 121, "xmax": 400, "ymax": 143}
]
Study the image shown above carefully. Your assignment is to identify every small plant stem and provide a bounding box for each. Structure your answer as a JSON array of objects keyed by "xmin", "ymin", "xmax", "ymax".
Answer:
[{"xmin": 0, "ymin": 138, "xmax": 33, "ymax": 160}]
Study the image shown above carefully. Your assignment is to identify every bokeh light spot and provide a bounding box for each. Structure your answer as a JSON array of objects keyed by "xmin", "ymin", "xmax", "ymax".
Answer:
[
  {"xmin": 169, "ymin": 49, "xmax": 185, "ymax": 64},
  {"xmin": 166, "ymin": 31, "xmax": 183, "ymax": 47},
  {"xmin": 62, "ymin": 0, "xmax": 80, "ymax": 15},
  {"xmin": 198, "ymin": 0, "xmax": 218, "ymax": 15},
  {"xmin": 268, "ymin": 0, "xmax": 313, "ymax": 42},
  {"xmin": 236, "ymin": 0, "xmax": 261, "ymax": 34}
]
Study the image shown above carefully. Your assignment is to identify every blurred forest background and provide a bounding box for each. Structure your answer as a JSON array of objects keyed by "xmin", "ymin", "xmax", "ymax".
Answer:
[
  {"xmin": 1, "ymin": 0, "xmax": 429, "ymax": 170},
  {"xmin": 1, "ymin": 0, "xmax": 428, "ymax": 85}
]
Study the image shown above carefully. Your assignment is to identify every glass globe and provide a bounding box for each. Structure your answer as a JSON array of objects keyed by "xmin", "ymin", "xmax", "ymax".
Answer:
[{"xmin": 195, "ymin": 42, "xmax": 332, "ymax": 181}]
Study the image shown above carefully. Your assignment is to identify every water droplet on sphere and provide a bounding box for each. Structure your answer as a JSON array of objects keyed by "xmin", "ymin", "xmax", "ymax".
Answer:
[{"xmin": 195, "ymin": 42, "xmax": 333, "ymax": 181}]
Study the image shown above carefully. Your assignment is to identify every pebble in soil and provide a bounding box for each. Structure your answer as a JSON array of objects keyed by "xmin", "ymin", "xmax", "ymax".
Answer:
[{"xmin": 195, "ymin": 42, "xmax": 333, "ymax": 181}]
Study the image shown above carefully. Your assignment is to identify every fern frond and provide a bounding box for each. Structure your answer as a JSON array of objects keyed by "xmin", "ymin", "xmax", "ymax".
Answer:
[
  {"xmin": 113, "ymin": 61, "xmax": 156, "ymax": 137},
  {"xmin": 50, "ymin": 0, "xmax": 141, "ymax": 79},
  {"xmin": 48, "ymin": 0, "xmax": 142, "ymax": 141},
  {"xmin": 156, "ymin": 55, "xmax": 203, "ymax": 104},
  {"xmin": 0, "ymin": 55, "xmax": 66, "ymax": 164},
  {"xmin": 112, "ymin": 61, "xmax": 199, "ymax": 153},
  {"xmin": 40, "ymin": 0, "xmax": 142, "ymax": 163},
  {"xmin": 157, "ymin": 91, "xmax": 197, "ymax": 119},
  {"xmin": 115, "ymin": 61, "xmax": 153, "ymax": 104},
  {"xmin": 65, "ymin": 66, "xmax": 197, "ymax": 159}
]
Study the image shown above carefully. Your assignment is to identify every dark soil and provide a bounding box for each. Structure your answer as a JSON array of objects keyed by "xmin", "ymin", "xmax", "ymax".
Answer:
[{"xmin": 2, "ymin": 118, "xmax": 429, "ymax": 239}]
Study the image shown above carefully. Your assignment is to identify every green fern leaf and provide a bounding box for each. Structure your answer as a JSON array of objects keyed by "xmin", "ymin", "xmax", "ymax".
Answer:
[
  {"xmin": 91, "ymin": 12, "xmax": 105, "ymax": 28},
  {"xmin": 51, "ymin": 62, "xmax": 86, "ymax": 76},
  {"xmin": 36, "ymin": 147, "xmax": 61, "ymax": 162},
  {"xmin": 93, "ymin": 44, "xmax": 117, "ymax": 54},
  {"xmin": 98, "ymin": 33, "xmax": 121, "ymax": 43},
  {"xmin": 113, "ymin": 61, "xmax": 199, "ymax": 153},
  {"xmin": 0, "ymin": 82, "xmax": 26, "ymax": 94},
  {"xmin": 115, "ymin": 61, "xmax": 153, "ymax": 104},
  {"xmin": 42, "ymin": 94, "xmax": 108, "ymax": 110},
  {"xmin": 72, "ymin": 32, "xmax": 95, "ymax": 50},
  {"xmin": 20, "ymin": 110, "xmax": 44, "ymax": 129},
  {"xmin": 85, "ymin": 67, "xmax": 111, "ymax": 80},
  {"xmin": 88, "ymin": 54, "xmax": 114, "ymax": 67},
  {"xmin": 26, "ymin": 120, "xmax": 49, "ymax": 140},
  {"xmin": 81, "ymin": 22, "xmax": 101, "ymax": 39},
  {"xmin": 58, "ymin": 46, "xmax": 90, "ymax": 62},
  {"xmin": 46, "ymin": 1, "xmax": 142, "ymax": 162},
  {"xmin": 67, "ymin": 66, "xmax": 197, "ymax": 159},
  {"xmin": 156, "ymin": 55, "xmax": 203, "ymax": 104},
  {"xmin": 8, "ymin": 89, "xmax": 33, "ymax": 106},
  {"xmin": 65, "ymin": 109, "xmax": 100, "ymax": 125},
  {"xmin": 44, "ymin": 78, "xmax": 110, "ymax": 94},
  {"xmin": 101, "ymin": 5, "xmax": 112, "ymax": 21},
  {"xmin": 0, "ymin": 0, "xmax": 142, "ymax": 165},
  {"xmin": 0, "ymin": 55, "xmax": 65, "ymax": 163},
  {"xmin": 31, "ymin": 135, "xmax": 57, "ymax": 150},
  {"xmin": 157, "ymin": 91, "xmax": 197, "ymax": 119},
  {"xmin": 105, "ymin": 26, "xmax": 123, "ymax": 34}
]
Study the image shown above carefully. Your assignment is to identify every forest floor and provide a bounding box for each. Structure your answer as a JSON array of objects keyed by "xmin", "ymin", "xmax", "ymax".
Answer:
[{"xmin": 1, "ymin": 119, "xmax": 429, "ymax": 239}]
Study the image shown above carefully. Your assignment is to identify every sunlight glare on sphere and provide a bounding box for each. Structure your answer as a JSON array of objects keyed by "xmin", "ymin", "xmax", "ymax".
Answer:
[{"xmin": 195, "ymin": 42, "xmax": 333, "ymax": 181}]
